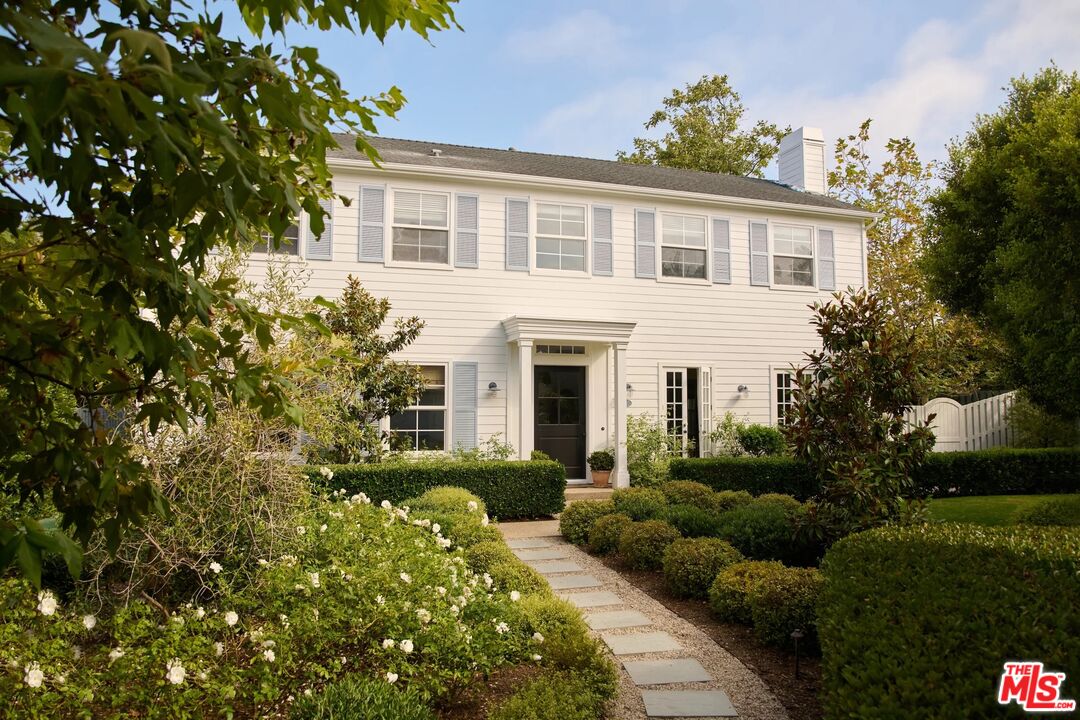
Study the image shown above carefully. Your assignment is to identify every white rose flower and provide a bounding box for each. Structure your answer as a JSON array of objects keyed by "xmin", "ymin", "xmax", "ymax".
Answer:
[
  {"xmin": 495, "ymin": 621, "xmax": 509, "ymax": 634},
  {"xmin": 467, "ymin": 501, "xmax": 478, "ymax": 512},
  {"xmin": 224, "ymin": 611, "xmax": 239, "ymax": 627},
  {"xmin": 209, "ymin": 561, "xmax": 223, "ymax": 574},
  {"xmin": 482, "ymin": 573, "xmax": 493, "ymax": 588},
  {"xmin": 450, "ymin": 605, "xmax": 460, "ymax": 615},
  {"xmin": 263, "ymin": 648, "xmax": 276, "ymax": 663},
  {"xmin": 533, "ymin": 632, "xmax": 545, "ymax": 644},
  {"xmin": 82, "ymin": 614, "xmax": 97, "ymax": 630},
  {"xmin": 532, "ymin": 654, "xmax": 542, "ymax": 662},
  {"xmin": 416, "ymin": 609, "xmax": 431, "ymax": 624},
  {"xmin": 509, "ymin": 591, "xmax": 521, "ymax": 602},
  {"xmin": 296, "ymin": 526, "xmax": 306, "ymax": 535},
  {"xmin": 214, "ymin": 642, "xmax": 224, "ymax": 657},
  {"xmin": 108, "ymin": 647, "xmax": 124, "ymax": 662},
  {"xmin": 55, "ymin": 673, "xmax": 66, "ymax": 685},
  {"xmin": 196, "ymin": 607, "xmax": 206, "ymax": 619},
  {"xmin": 165, "ymin": 658, "xmax": 186, "ymax": 685},
  {"xmin": 431, "ymin": 523, "xmax": 441, "ymax": 534},
  {"xmin": 435, "ymin": 586, "xmax": 447, "ymax": 596},
  {"xmin": 375, "ymin": 595, "xmax": 386, "ymax": 606},
  {"xmin": 319, "ymin": 524, "xmax": 327, "ymax": 533},
  {"xmin": 481, "ymin": 514, "xmax": 490, "ymax": 527},
  {"xmin": 386, "ymin": 672, "xmax": 398, "ymax": 684},
  {"xmin": 319, "ymin": 466, "xmax": 334, "ymax": 480},
  {"xmin": 382, "ymin": 639, "xmax": 395, "ymax": 649},
  {"xmin": 381, "ymin": 500, "xmax": 392, "ymax": 510},
  {"xmin": 36, "ymin": 590, "xmax": 57, "ymax": 616},
  {"xmin": 23, "ymin": 662, "xmax": 44, "ymax": 689},
  {"xmin": 399, "ymin": 573, "xmax": 412, "ymax": 584},
  {"xmin": 400, "ymin": 639, "xmax": 414, "ymax": 654},
  {"xmin": 310, "ymin": 572, "xmax": 321, "ymax": 588}
]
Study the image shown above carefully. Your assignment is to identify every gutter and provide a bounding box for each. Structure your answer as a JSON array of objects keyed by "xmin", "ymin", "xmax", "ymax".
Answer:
[{"xmin": 326, "ymin": 157, "xmax": 879, "ymax": 221}]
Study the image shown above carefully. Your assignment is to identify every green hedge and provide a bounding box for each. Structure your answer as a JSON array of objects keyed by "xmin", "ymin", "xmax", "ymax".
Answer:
[
  {"xmin": 668, "ymin": 456, "xmax": 817, "ymax": 499},
  {"xmin": 670, "ymin": 449, "xmax": 1080, "ymax": 499},
  {"xmin": 304, "ymin": 460, "xmax": 566, "ymax": 519},
  {"xmin": 818, "ymin": 523, "xmax": 1080, "ymax": 718}
]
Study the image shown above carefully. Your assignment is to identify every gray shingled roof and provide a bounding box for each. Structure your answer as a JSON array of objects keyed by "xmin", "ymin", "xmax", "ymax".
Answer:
[{"xmin": 328, "ymin": 134, "xmax": 867, "ymax": 214}]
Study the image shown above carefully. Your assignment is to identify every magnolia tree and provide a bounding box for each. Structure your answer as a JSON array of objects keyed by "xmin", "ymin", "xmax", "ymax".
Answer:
[{"xmin": 783, "ymin": 289, "xmax": 936, "ymax": 534}]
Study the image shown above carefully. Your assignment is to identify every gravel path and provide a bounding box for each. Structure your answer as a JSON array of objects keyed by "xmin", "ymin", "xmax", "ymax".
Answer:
[{"xmin": 506, "ymin": 527, "xmax": 789, "ymax": 720}]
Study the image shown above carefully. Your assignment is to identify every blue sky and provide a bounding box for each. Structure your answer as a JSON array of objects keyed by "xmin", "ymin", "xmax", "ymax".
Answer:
[{"xmin": 251, "ymin": 0, "xmax": 1080, "ymax": 172}]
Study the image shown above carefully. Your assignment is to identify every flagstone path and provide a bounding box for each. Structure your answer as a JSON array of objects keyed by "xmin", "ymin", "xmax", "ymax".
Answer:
[{"xmin": 502, "ymin": 523, "xmax": 789, "ymax": 720}]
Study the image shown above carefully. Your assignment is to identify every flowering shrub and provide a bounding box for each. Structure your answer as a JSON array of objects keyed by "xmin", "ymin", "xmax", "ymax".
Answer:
[{"xmin": 0, "ymin": 491, "xmax": 547, "ymax": 716}]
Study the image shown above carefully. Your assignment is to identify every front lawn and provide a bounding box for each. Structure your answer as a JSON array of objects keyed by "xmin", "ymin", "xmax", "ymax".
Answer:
[{"xmin": 926, "ymin": 493, "xmax": 1080, "ymax": 525}]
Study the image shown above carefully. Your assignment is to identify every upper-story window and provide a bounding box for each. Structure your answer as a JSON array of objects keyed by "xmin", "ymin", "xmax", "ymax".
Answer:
[
  {"xmin": 536, "ymin": 203, "xmax": 586, "ymax": 271},
  {"xmin": 660, "ymin": 214, "xmax": 707, "ymax": 279},
  {"xmin": 392, "ymin": 190, "xmax": 449, "ymax": 264},
  {"xmin": 773, "ymin": 225, "xmax": 814, "ymax": 287},
  {"xmin": 252, "ymin": 224, "xmax": 300, "ymax": 255}
]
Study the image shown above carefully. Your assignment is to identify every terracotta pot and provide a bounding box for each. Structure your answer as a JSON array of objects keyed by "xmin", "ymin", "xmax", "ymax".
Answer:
[{"xmin": 591, "ymin": 469, "xmax": 612, "ymax": 488}]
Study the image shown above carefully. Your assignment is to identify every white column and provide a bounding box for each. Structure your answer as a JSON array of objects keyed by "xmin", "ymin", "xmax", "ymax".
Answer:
[
  {"xmin": 613, "ymin": 341, "xmax": 630, "ymax": 488},
  {"xmin": 518, "ymin": 339, "xmax": 534, "ymax": 459}
]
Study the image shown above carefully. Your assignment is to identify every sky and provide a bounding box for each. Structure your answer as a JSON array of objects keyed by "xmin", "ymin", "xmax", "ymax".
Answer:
[{"xmin": 257, "ymin": 0, "xmax": 1080, "ymax": 175}]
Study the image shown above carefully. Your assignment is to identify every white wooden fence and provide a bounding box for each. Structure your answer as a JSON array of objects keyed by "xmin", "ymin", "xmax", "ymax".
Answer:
[{"xmin": 905, "ymin": 391, "xmax": 1016, "ymax": 452}]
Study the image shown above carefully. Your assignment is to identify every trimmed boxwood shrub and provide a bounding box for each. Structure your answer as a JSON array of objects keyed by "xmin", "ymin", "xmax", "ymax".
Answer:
[
  {"xmin": 747, "ymin": 566, "xmax": 823, "ymax": 649},
  {"xmin": 736, "ymin": 424, "xmax": 787, "ymax": 456},
  {"xmin": 670, "ymin": 456, "xmax": 817, "ymax": 499},
  {"xmin": 708, "ymin": 560, "xmax": 786, "ymax": 623},
  {"xmin": 464, "ymin": 540, "xmax": 516, "ymax": 574},
  {"xmin": 588, "ymin": 513, "xmax": 633, "ymax": 555},
  {"xmin": 1014, "ymin": 494, "xmax": 1080, "ymax": 526},
  {"xmin": 487, "ymin": 554, "xmax": 548, "ymax": 596},
  {"xmin": 662, "ymin": 538, "xmax": 744, "ymax": 599},
  {"xmin": 406, "ymin": 486, "xmax": 487, "ymax": 515},
  {"xmin": 672, "ymin": 449, "xmax": 1080, "ymax": 500},
  {"xmin": 715, "ymin": 501, "xmax": 796, "ymax": 562},
  {"xmin": 559, "ymin": 500, "xmax": 615, "ymax": 546},
  {"xmin": 711, "ymin": 490, "xmax": 753, "ymax": 512},
  {"xmin": 489, "ymin": 672, "xmax": 607, "ymax": 720},
  {"xmin": 663, "ymin": 504, "xmax": 722, "ymax": 538},
  {"xmin": 419, "ymin": 510, "xmax": 502, "ymax": 549},
  {"xmin": 618, "ymin": 520, "xmax": 681, "ymax": 570},
  {"xmin": 753, "ymin": 493, "xmax": 801, "ymax": 511},
  {"xmin": 612, "ymin": 487, "xmax": 668, "ymax": 521},
  {"xmin": 306, "ymin": 459, "xmax": 566, "ymax": 519},
  {"xmin": 818, "ymin": 524, "xmax": 1080, "ymax": 718},
  {"xmin": 659, "ymin": 480, "xmax": 715, "ymax": 507}
]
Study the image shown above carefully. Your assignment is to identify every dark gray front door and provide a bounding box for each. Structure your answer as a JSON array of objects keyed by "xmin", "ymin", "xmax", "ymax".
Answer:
[{"xmin": 535, "ymin": 365, "xmax": 586, "ymax": 479}]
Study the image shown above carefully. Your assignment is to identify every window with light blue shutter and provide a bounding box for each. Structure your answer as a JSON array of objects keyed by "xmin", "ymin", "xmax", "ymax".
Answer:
[
  {"xmin": 452, "ymin": 362, "xmax": 478, "ymax": 451},
  {"xmin": 455, "ymin": 194, "xmax": 479, "ymax": 268},
  {"xmin": 817, "ymin": 228, "xmax": 836, "ymax": 290},
  {"xmin": 711, "ymin": 217, "xmax": 731, "ymax": 284},
  {"xmin": 505, "ymin": 197, "xmax": 529, "ymax": 271},
  {"xmin": 305, "ymin": 196, "xmax": 334, "ymax": 260},
  {"xmin": 749, "ymin": 220, "xmax": 769, "ymax": 286},
  {"xmin": 358, "ymin": 185, "xmax": 385, "ymax": 262},
  {"xmin": 635, "ymin": 209, "xmax": 656, "ymax": 278},
  {"xmin": 592, "ymin": 205, "xmax": 613, "ymax": 276}
]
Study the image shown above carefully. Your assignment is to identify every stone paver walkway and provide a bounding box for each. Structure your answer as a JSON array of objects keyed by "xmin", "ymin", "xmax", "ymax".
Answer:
[{"xmin": 502, "ymin": 521, "xmax": 789, "ymax": 720}]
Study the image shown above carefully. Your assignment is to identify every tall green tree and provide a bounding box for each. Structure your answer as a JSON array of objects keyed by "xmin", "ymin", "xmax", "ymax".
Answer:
[
  {"xmin": 830, "ymin": 120, "xmax": 1005, "ymax": 397},
  {"xmin": 617, "ymin": 74, "xmax": 788, "ymax": 177},
  {"xmin": 925, "ymin": 66, "xmax": 1080, "ymax": 419},
  {"xmin": 0, "ymin": 0, "xmax": 458, "ymax": 583}
]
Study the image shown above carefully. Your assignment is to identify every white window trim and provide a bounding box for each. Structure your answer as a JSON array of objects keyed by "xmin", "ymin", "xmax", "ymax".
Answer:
[
  {"xmin": 530, "ymin": 200, "xmax": 590, "ymax": 277},
  {"xmin": 657, "ymin": 211, "xmax": 710, "ymax": 285},
  {"xmin": 769, "ymin": 364, "xmax": 798, "ymax": 426},
  {"xmin": 770, "ymin": 222, "xmax": 817, "ymax": 292},
  {"xmin": 384, "ymin": 361, "xmax": 452, "ymax": 452},
  {"xmin": 248, "ymin": 215, "xmax": 304, "ymax": 258},
  {"xmin": 386, "ymin": 187, "xmax": 454, "ymax": 270}
]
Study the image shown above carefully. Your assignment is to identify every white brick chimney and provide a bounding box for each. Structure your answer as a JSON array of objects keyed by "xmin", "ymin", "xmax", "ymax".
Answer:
[{"xmin": 778, "ymin": 126, "xmax": 826, "ymax": 194}]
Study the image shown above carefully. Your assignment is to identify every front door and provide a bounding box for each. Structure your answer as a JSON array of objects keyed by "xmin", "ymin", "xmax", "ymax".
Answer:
[{"xmin": 535, "ymin": 365, "xmax": 587, "ymax": 479}]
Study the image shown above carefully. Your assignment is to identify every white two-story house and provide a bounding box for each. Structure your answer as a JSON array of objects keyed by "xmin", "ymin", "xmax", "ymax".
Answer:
[{"xmin": 245, "ymin": 127, "xmax": 873, "ymax": 487}]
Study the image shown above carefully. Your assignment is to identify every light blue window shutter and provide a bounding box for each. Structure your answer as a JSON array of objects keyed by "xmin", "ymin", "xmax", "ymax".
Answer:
[
  {"xmin": 711, "ymin": 217, "xmax": 731, "ymax": 284},
  {"xmin": 305, "ymin": 196, "xmax": 334, "ymax": 260},
  {"xmin": 635, "ymin": 209, "xmax": 656, "ymax": 278},
  {"xmin": 592, "ymin": 205, "xmax": 613, "ymax": 276},
  {"xmin": 455, "ymin": 194, "xmax": 479, "ymax": 268},
  {"xmin": 817, "ymin": 228, "xmax": 836, "ymax": 290},
  {"xmin": 505, "ymin": 197, "xmax": 529, "ymax": 271},
  {"xmin": 358, "ymin": 185, "xmax": 385, "ymax": 262},
  {"xmin": 452, "ymin": 362, "xmax": 478, "ymax": 451},
  {"xmin": 749, "ymin": 220, "xmax": 769, "ymax": 286}
]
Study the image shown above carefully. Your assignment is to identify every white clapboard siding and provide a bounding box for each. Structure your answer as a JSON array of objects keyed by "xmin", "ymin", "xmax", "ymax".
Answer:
[
  {"xmin": 243, "ymin": 166, "xmax": 870, "ymax": 448},
  {"xmin": 905, "ymin": 391, "xmax": 1016, "ymax": 452}
]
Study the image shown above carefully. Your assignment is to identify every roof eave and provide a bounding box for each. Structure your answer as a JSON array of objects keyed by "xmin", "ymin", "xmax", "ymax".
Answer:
[{"xmin": 326, "ymin": 156, "xmax": 878, "ymax": 220}]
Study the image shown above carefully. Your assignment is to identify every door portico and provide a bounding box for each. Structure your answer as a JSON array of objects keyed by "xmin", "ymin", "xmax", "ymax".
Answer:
[{"xmin": 501, "ymin": 316, "xmax": 636, "ymax": 488}]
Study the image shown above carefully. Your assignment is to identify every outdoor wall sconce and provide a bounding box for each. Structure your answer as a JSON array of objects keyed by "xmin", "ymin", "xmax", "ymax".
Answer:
[
  {"xmin": 737, "ymin": 384, "xmax": 749, "ymax": 394},
  {"xmin": 487, "ymin": 381, "xmax": 502, "ymax": 395}
]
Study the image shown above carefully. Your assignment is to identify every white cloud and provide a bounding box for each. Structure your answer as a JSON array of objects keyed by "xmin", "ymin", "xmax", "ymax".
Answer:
[
  {"xmin": 524, "ymin": 0, "xmax": 1080, "ymax": 168},
  {"xmin": 503, "ymin": 9, "xmax": 629, "ymax": 69}
]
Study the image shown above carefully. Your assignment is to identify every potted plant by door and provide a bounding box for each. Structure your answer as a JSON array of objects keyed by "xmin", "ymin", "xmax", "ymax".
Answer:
[{"xmin": 587, "ymin": 449, "xmax": 615, "ymax": 488}]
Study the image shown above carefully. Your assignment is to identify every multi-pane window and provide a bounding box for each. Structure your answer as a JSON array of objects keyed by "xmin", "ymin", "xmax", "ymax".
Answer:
[
  {"xmin": 536, "ymin": 203, "xmax": 586, "ymax": 271},
  {"xmin": 392, "ymin": 191, "xmax": 449, "ymax": 264},
  {"xmin": 775, "ymin": 371, "xmax": 795, "ymax": 425},
  {"xmin": 773, "ymin": 225, "xmax": 814, "ymax": 286},
  {"xmin": 390, "ymin": 365, "xmax": 446, "ymax": 450},
  {"xmin": 660, "ymin": 214, "xmax": 707, "ymax": 279},
  {"xmin": 252, "ymin": 224, "xmax": 300, "ymax": 255}
]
